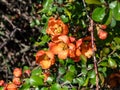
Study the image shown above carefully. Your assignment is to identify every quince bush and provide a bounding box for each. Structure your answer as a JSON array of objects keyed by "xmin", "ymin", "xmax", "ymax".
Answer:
[{"xmin": 1, "ymin": 0, "xmax": 120, "ymax": 90}]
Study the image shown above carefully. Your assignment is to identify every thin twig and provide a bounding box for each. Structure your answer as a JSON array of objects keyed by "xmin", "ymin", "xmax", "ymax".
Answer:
[
  {"xmin": 82, "ymin": 0, "xmax": 99, "ymax": 90},
  {"xmin": 0, "ymin": 15, "xmax": 21, "ymax": 50},
  {"xmin": 89, "ymin": 19, "xmax": 99, "ymax": 90}
]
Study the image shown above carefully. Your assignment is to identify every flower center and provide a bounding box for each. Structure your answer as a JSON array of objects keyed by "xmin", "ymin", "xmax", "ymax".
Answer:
[{"xmin": 54, "ymin": 24, "xmax": 63, "ymax": 34}]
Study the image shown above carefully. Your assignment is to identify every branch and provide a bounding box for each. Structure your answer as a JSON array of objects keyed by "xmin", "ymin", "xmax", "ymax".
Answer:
[
  {"xmin": 89, "ymin": 19, "xmax": 99, "ymax": 90},
  {"xmin": 82, "ymin": 0, "xmax": 99, "ymax": 90},
  {"xmin": 0, "ymin": 15, "xmax": 21, "ymax": 50}
]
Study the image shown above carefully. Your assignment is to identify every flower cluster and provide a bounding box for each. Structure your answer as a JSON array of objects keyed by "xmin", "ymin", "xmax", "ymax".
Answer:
[
  {"xmin": 0, "ymin": 68, "xmax": 31, "ymax": 90},
  {"xmin": 36, "ymin": 17, "xmax": 96, "ymax": 69}
]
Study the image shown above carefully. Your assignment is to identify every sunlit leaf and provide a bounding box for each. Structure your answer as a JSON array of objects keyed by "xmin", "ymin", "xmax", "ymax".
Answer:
[
  {"xmin": 39, "ymin": 0, "xmax": 53, "ymax": 13},
  {"xmin": 85, "ymin": 0, "xmax": 103, "ymax": 5},
  {"xmin": 47, "ymin": 77, "xmax": 54, "ymax": 85},
  {"xmin": 41, "ymin": 87, "xmax": 49, "ymax": 90},
  {"xmin": 31, "ymin": 68, "xmax": 42, "ymax": 76},
  {"xmin": 60, "ymin": 15, "xmax": 69, "ymax": 23},
  {"xmin": 83, "ymin": 77, "xmax": 89, "ymax": 86},
  {"xmin": 108, "ymin": 57, "xmax": 117, "ymax": 69},
  {"xmin": 30, "ymin": 75, "xmax": 44, "ymax": 86},
  {"xmin": 88, "ymin": 70, "xmax": 96, "ymax": 79},
  {"xmin": 92, "ymin": 7, "xmax": 106, "ymax": 22},
  {"xmin": 76, "ymin": 77, "xmax": 84, "ymax": 86},
  {"xmin": 109, "ymin": 1, "xmax": 117, "ymax": 9},
  {"xmin": 99, "ymin": 61, "xmax": 108, "ymax": 67},
  {"xmin": 113, "ymin": 2, "xmax": 120, "ymax": 21},
  {"xmin": 50, "ymin": 83, "xmax": 61, "ymax": 90}
]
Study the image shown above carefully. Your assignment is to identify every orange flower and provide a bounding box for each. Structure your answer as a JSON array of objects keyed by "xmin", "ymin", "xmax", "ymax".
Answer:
[
  {"xmin": 81, "ymin": 42, "xmax": 96, "ymax": 58},
  {"xmin": 68, "ymin": 43, "xmax": 76, "ymax": 58},
  {"xmin": 76, "ymin": 36, "xmax": 96, "ymax": 59},
  {"xmin": 12, "ymin": 77, "xmax": 21, "ymax": 86},
  {"xmin": 36, "ymin": 50, "xmax": 55, "ymax": 69},
  {"xmin": 13, "ymin": 68, "xmax": 22, "ymax": 78},
  {"xmin": 6, "ymin": 83, "xmax": 17, "ymax": 90},
  {"xmin": 50, "ymin": 42, "xmax": 69, "ymax": 60},
  {"xmin": 49, "ymin": 35, "xmax": 70, "ymax": 60},
  {"xmin": 46, "ymin": 17, "xmax": 68, "ymax": 37},
  {"xmin": 51, "ymin": 35, "xmax": 70, "ymax": 43},
  {"xmin": 0, "ymin": 80, "xmax": 4, "ymax": 86}
]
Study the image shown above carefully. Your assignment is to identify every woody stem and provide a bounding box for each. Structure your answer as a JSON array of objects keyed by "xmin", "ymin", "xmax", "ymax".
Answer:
[{"xmin": 89, "ymin": 19, "xmax": 99, "ymax": 90}]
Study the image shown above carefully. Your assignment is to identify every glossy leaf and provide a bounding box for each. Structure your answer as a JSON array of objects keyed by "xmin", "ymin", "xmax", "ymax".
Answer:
[
  {"xmin": 113, "ymin": 2, "xmax": 120, "ymax": 21},
  {"xmin": 83, "ymin": 77, "xmax": 89, "ymax": 86},
  {"xmin": 47, "ymin": 77, "xmax": 54, "ymax": 84},
  {"xmin": 92, "ymin": 7, "xmax": 106, "ymax": 22},
  {"xmin": 41, "ymin": 87, "xmax": 49, "ymax": 90},
  {"xmin": 60, "ymin": 15, "xmax": 69, "ymax": 23},
  {"xmin": 59, "ymin": 67, "xmax": 66, "ymax": 75},
  {"xmin": 76, "ymin": 77, "xmax": 84, "ymax": 86},
  {"xmin": 109, "ymin": 1, "xmax": 117, "ymax": 9},
  {"xmin": 104, "ymin": 9, "xmax": 113, "ymax": 25},
  {"xmin": 19, "ymin": 78, "xmax": 30, "ymax": 90},
  {"xmin": 50, "ymin": 83, "xmax": 61, "ymax": 90},
  {"xmin": 85, "ymin": 0, "xmax": 102, "ymax": 5},
  {"xmin": 108, "ymin": 57, "xmax": 117, "ymax": 69},
  {"xmin": 31, "ymin": 68, "xmax": 42, "ymax": 76},
  {"xmin": 30, "ymin": 75, "xmax": 44, "ymax": 86},
  {"xmin": 90, "ymin": 77, "xmax": 96, "ymax": 85},
  {"xmin": 40, "ymin": 0, "xmax": 53, "ymax": 13},
  {"xmin": 63, "ymin": 71, "xmax": 74, "ymax": 82},
  {"xmin": 99, "ymin": 61, "xmax": 108, "ymax": 67},
  {"xmin": 88, "ymin": 70, "xmax": 96, "ymax": 79}
]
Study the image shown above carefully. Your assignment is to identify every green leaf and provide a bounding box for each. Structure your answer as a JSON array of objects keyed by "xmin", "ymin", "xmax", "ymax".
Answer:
[
  {"xmin": 30, "ymin": 75, "xmax": 44, "ymax": 86},
  {"xmin": 109, "ymin": 1, "xmax": 117, "ymax": 9},
  {"xmin": 108, "ymin": 57, "xmax": 117, "ymax": 69},
  {"xmin": 81, "ymin": 68, "xmax": 88, "ymax": 75},
  {"xmin": 92, "ymin": 7, "xmax": 106, "ymax": 22},
  {"xmin": 99, "ymin": 61, "xmax": 108, "ymax": 67},
  {"xmin": 87, "ymin": 64, "xmax": 94, "ymax": 70},
  {"xmin": 23, "ymin": 66, "xmax": 30, "ymax": 72},
  {"xmin": 41, "ymin": 87, "xmax": 49, "ymax": 90},
  {"xmin": 85, "ymin": 0, "xmax": 103, "ymax": 5},
  {"xmin": 63, "ymin": 71, "xmax": 74, "ymax": 82},
  {"xmin": 80, "ymin": 55, "xmax": 87, "ymax": 64},
  {"xmin": 19, "ymin": 78, "xmax": 30, "ymax": 90},
  {"xmin": 90, "ymin": 77, "xmax": 96, "ymax": 85},
  {"xmin": 104, "ymin": 9, "xmax": 113, "ymax": 25},
  {"xmin": 64, "ymin": 8, "xmax": 72, "ymax": 19},
  {"xmin": 30, "ymin": 21, "xmax": 35, "ymax": 28},
  {"xmin": 47, "ymin": 77, "xmax": 54, "ymax": 84},
  {"xmin": 61, "ymin": 86, "xmax": 68, "ymax": 90},
  {"xmin": 114, "ymin": 37, "xmax": 120, "ymax": 44},
  {"xmin": 68, "ymin": 65, "xmax": 76, "ymax": 73},
  {"xmin": 83, "ymin": 77, "xmax": 89, "ymax": 86},
  {"xmin": 40, "ymin": 0, "xmax": 53, "ymax": 13},
  {"xmin": 88, "ymin": 70, "xmax": 96, "ymax": 79},
  {"xmin": 99, "ymin": 73, "xmax": 105, "ymax": 86},
  {"xmin": 50, "ymin": 83, "xmax": 61, "ymax": 90},
  {"xmin": 76, "ymin": 77, "xmax": 84, "ymax": 86},
  {"xmin": 59, "ymin": 67, "xmax": 66, "ymax": 75},
  {"xmin": 31, "ymin": 68, "xmax": 42, "ymax": 76},
  {"xmin": 0, "ymin": 87, "xmax": 3, "ymax": 90},
  {"xmin": 35, "ymin": 19, "xmax": 40, "ymax": 26},
  {"xmin": 113, "ymin": 2, "xmax": 120, "ymax": 21},
  {"xmin": 60, "ymin": 15, "xmax": 69, "ymax": 23},
  {"xmin": 110, "ymin": 18, "xmax": 116, "ymax": 27}
]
